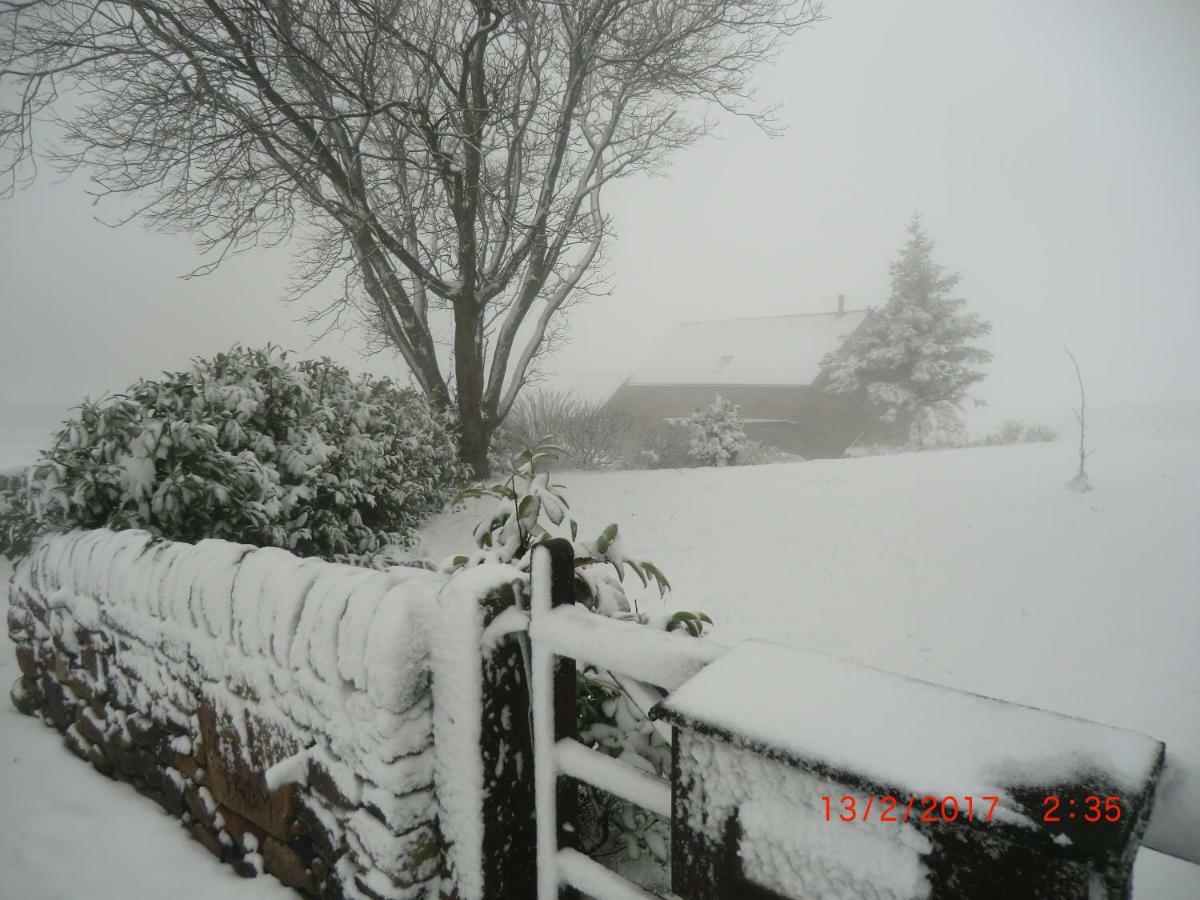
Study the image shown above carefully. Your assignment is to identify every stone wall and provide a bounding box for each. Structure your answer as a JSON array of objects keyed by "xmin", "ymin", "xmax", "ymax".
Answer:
[{"xmin": 6, "ymin": 529, "xmax": 456, "ymax": 899}]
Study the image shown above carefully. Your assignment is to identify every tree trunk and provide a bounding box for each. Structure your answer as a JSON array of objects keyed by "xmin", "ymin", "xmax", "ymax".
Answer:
[
  {"xmin": 458, "ymin": 408, "xmax": 491, "ymax": 480},
  {"xmin": 454, "ymin": 298, "xmax": 491, "ymax": 480}
]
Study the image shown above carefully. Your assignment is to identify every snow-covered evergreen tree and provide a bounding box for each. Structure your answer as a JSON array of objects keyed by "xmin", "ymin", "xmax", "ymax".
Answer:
[
  {"xmin": 820, "ymin": 215, "xmax": 992, "ymax": 445},
  {"xmin": 687, "ymin": 395, "xmax": 747, "ymax": 466}
]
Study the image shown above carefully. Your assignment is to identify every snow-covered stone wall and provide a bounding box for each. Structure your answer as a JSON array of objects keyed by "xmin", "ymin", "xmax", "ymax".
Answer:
[
  {"xmin": 657, "ymin": 640, "xmax": 1167, "ymax": 900},
  {"xmin": 5, "ymin": 529, "xmax": 457, "ymax": 900}
]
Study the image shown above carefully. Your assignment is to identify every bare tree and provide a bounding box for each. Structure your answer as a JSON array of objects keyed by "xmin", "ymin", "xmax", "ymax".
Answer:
[
  {"xmin": 1063, "ymin": 344, "xmax": 1092, "ymax": 491},
  {"xmin": 0, "ymin": 0, "xmax": 823, "ymax": 475}
]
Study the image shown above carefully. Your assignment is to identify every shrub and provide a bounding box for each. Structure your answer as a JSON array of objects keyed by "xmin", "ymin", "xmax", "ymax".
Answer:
[
  {"xmin": 979, "ymin": 419, "xmax": 1059, "ymax": 447},
  {"xmin": 497, "ymin": 391, "xmax": 699, "ymax": 472},
  {"xmin": 501, "ymin": 390, "xmax": 636, "ymax": 471},
  {"xmin": 686, "ymin": 395, "xmax": 746, "ymax": 466},
  {"xmin": 1025, "ymin": 423, "xmax": 1058, "ymax": 443},
  {"xmin": 627, "ymin": 418, "xmax": 696, "ymax": 470},
  {"xmin": 0, "ymin": 345, "xmax": 467, "ymax": 562},
  {"xmin": 446, "ymin": 437, "xmax": 671, "ymax": 611},
  {"xmin": 443, "ymin": 438, "xmax": 710, "ymax": 879},
  {"xmin": 494, "ymin": 390, "xmax": 778, "ymax": 473},
  {"xmin": 0, "ymin": 465, "xmax": 28, "ymax": 493},
  {"xmin": 842, "ymin": 442, "xmax": 910, "ymax": 459},
  {"xmin": 738, "ymin": 439, "xmax": 803, "ymax": 465},
  {"xmin": 0, "ymin": 468, "xmax": 38, "ymax": 557}
]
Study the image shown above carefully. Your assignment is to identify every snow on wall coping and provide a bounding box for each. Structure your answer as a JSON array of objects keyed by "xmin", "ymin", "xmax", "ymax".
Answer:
[
  {"xmin": 25, "ymin": 529, "xmax": 445, "ymax": 718},
  {"xmin": 657, "ymin": 640, "xmax": 1164, "ymax": 809},
  {"xmin": 431, "ymin": 563, "xmax": 526, "ymax": 900},
  {"xmin": 626, "ymin": 310, "xmax": 867, "ymax": 387}
]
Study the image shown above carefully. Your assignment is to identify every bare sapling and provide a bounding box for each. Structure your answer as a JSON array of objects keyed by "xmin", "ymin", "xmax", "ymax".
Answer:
[{"xmin": 1063, "ymin": 345, "xmax": 1092, "ymax": 492}]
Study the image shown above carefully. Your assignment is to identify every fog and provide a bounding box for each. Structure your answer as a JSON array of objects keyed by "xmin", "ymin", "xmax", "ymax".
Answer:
[
  {"xmin": 1, "ymin": 0, "xmax": 1197, "ymax": 431},
  {"xmin": 1, "ymin": 1, "xmax": 1200, "ymax": 890}
]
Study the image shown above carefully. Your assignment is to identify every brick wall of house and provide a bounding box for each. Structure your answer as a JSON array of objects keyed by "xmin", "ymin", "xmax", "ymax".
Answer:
[{"xmin": 606, "ymin": 383, "xmax": 890, "ymax": 458}]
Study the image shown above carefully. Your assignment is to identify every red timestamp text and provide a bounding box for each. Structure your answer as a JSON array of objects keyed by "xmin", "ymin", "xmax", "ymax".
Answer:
[
  {"xmin": 1042, "ymin": 795, "xmax": 1122, "ymax": 823},
  {"xmin": 821, "ymin": 794, "xmax": 1000, "ymax": 824}
]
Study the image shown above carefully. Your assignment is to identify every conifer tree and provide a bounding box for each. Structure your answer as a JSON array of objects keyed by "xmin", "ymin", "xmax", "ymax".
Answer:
[{"xmin": 820, "ymin": 215, "xmax": 992, "ymax": 445}]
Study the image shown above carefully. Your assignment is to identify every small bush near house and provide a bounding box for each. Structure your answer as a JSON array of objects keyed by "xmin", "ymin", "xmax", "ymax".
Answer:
[
  {"xmin": 493, "ymin": 389, "xmax": 780, "ymax": 473},
  {"xmin": 500, "ymin": 390, "xmax": 635, "ymax": 471},
  {"xmin": 979, "ymin": 419, "xmax": 1059, "ymax": 446},
  {"xmin": 842, "ymin": 442, "xmax": 910, "ymax": 459},
  {"xmin": 686, "ymin": 395, "xmax": 747, "ymax": 466},
  {"xmin": 628, "ymin": 417, "xmax": 696, "ymax": 469},
  {"xmin": 494, "ymin": 390, "xmax": 702, "ymax": 472},
  {"xmin": 738, "ymin": 438, "xmax": 804, "ymax": 465},
  {"xmin": 0, "ymin": 345, "xmax": 466, "ymax": 562}
]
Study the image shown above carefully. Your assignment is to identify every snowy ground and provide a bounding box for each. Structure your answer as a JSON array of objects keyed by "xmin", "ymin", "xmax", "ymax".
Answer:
[
  {"xmin": 416, "ymin": 434, "xmax": 1200, "ymax": 892},
  {"xmin": 0, "ymin": 557, "xmax": 298, "ymax": 900},
  {"xmin": 2, "ymin": 433, "xmax": 1199, "ymax": 896}
]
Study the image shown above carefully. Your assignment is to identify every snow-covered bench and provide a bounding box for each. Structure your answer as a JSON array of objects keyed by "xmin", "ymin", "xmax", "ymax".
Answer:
[{"xmin": 653, "ymin": 640, "xmax": 1165, "ymax": 900}]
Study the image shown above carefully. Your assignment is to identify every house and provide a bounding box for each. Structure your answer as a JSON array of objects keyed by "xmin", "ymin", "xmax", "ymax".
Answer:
[{"xmin": 605, "ymin": 298, "xmax": 889, "ymax": 458}]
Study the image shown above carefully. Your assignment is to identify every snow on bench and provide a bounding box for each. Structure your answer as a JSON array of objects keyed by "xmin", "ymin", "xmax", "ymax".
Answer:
[{"xmin": 653, "ymin": 639, "xmax": 1165, "ymax": 900}]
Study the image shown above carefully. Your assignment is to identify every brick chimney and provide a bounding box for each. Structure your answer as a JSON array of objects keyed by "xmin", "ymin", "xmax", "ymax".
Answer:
[{"xmin": 837, "ymin": 293, "xmax": 845, "ymax": 316}]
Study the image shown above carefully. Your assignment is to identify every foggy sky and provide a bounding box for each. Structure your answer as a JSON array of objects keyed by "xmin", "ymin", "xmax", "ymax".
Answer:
[{"xmin": 1, "ymin": 0, "xmax": 1197, "ymax": 429}]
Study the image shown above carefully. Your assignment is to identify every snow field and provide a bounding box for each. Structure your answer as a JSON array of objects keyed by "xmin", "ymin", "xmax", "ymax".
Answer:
[
  {"xmin": 3, "ymin": 432, "xmax": 1198, "ymax": 897},
  {"xmin": 416, "ymin": 436, "xmax": 1200, "ymax": 875}
]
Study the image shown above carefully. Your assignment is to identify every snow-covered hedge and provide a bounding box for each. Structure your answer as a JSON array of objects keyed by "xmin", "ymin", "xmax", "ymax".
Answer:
[
  {"xmin": 6, "ymin": 528, "xmax": 474, "ymax": 898},
  {"xmin": 1, "ymin": 346, "xmax": 466, "ymax": 562}
]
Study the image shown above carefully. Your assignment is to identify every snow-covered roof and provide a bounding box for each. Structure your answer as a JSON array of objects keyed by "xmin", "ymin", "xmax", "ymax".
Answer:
[
  {"xmin": 561, "ymin": 370, "xmax": 631, "ymax": 403},
  {"xmin": 626, "ymin": 310, "xmax": 867, "ymax": 387}
]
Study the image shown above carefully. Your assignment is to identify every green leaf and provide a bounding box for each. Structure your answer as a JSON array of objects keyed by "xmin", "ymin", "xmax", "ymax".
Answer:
[
  {"xmin": 665, "ymin": 610, "xmax": 711, "ymax": 637},
  {"xmin": 595, "ymin": 522, "xmax": 618, "ymax": 556},
  {"xmin": 517, "ymin": 493, "xmax": 541, "ymax": 527},
  {"xmin": 642, "ymin": 561, "xmax": 671, "ymax": 595}
]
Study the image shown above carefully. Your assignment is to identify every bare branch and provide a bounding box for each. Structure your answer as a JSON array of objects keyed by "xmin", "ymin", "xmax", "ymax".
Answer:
[{"xmin": 0, "ymin": 0, "xmax": 826, "ymax": 473}]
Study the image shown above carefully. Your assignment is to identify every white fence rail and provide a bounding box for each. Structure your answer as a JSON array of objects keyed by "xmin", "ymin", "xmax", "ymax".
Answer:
[
  {"xmin": 530, "ymin": 543, "xmax": 725, "ymax": 900},
  {"xmin": 522, "ymin": 540, "xmax": 1189, "ymax": 899}
]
